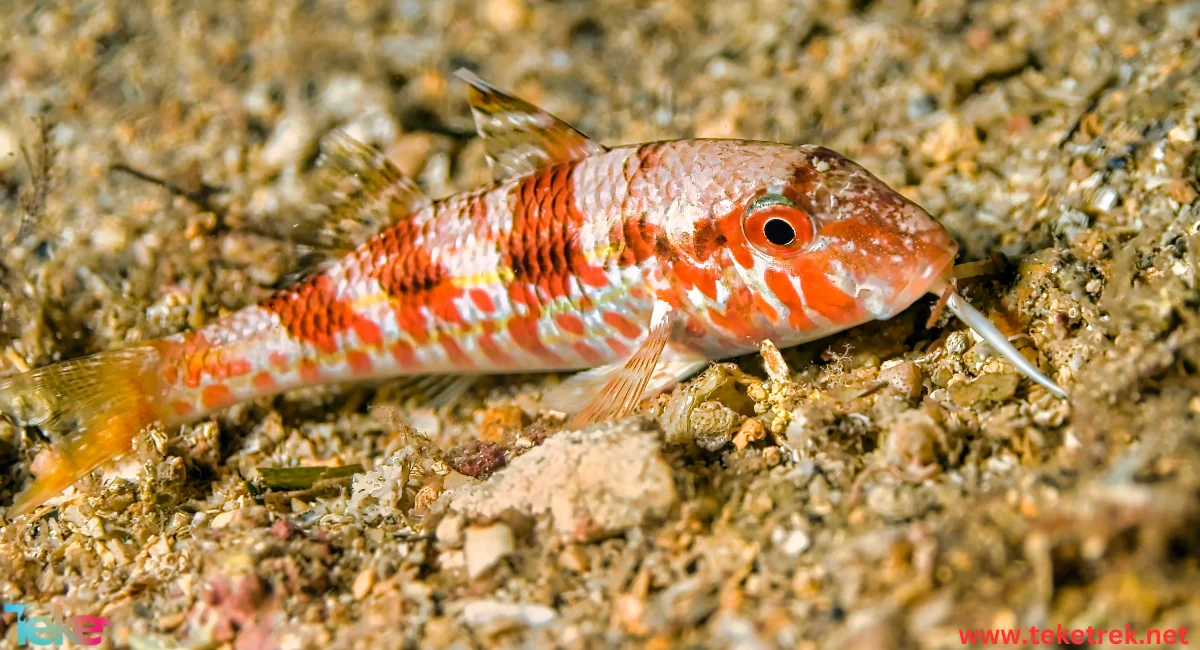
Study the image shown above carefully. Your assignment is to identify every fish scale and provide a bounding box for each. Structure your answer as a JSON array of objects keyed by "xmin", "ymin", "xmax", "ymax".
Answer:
[
  {"xmin": 132, "ymin": 148, "xmax": 661, "ymax": 420},
  {"xmin": 0, "ymin": 72, "xmax": 1068, "ymax": 517}
]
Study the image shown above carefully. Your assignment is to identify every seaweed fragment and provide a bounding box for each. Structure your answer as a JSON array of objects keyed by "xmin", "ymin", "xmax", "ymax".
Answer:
[
  {"xmin": 15, "ymin": 114, "xmax": 56, "ymax": 244},
  {"xmin": 109, "ymin": 161, "xmax": 226, "ymax": 215},
  {"xmin": 254, "ymin": 464, "xmax": 364, "ymax": 492}
]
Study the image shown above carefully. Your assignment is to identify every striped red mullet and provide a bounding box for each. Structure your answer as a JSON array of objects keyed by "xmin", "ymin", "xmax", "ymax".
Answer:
[{"xmin": 0, "ymin": 70, "xmax": 1067, "ymax": 517}]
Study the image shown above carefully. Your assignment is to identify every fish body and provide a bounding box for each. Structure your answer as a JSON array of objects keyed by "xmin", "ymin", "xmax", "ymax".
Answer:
[
  {"xmin": 152, "ymin": 139, "xmax": 955, "ymax": 421},
  {"xmin": 0, "ymin": 72, "xmax": 1058, "ymax": 517}
]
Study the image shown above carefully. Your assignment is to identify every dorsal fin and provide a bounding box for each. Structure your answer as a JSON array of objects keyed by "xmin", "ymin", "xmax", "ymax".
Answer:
[
  {"xmin": 307, "ymin": 129, "xmax": 430, "ymax": 253},
  {"xmin": 454, "ymin": 69, "xmax": 608, "ymax": 181}
]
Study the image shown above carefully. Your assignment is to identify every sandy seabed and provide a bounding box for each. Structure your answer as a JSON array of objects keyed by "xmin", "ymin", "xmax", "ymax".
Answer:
[{"xmin": 0, "ymin": 1, "xmax": 1198, "ymax": 648}]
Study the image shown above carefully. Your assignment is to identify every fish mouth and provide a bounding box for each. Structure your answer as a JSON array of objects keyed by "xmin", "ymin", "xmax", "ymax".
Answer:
[{"xmin": 875, "ymin": 244, "xmax": 958, "ymax": 320}]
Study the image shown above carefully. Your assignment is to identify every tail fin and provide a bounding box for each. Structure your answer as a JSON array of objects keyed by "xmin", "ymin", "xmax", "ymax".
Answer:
[{"xmin": 0, "ymin": 345, "xmax": 164, "ymax": 517}]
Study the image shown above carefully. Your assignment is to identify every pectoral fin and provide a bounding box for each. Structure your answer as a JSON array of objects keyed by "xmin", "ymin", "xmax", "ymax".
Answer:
[{"xmin": 545, "ymin": 303, "xmax": 707, "ymax": 427}]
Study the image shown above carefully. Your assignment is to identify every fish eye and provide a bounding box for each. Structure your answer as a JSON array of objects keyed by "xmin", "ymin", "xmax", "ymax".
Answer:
[
  {"xmin": 763, "ymin": 218, "xmax": 796, "ymax": 246},
  {"xmin": 743, "ymin": 192, "xmax": 813, "ymax": 257}
]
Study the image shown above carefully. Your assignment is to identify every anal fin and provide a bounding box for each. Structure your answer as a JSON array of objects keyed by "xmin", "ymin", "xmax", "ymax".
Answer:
[{"xmin": 386, "ymin": 374, "xmax": 480, "ymax": 410}]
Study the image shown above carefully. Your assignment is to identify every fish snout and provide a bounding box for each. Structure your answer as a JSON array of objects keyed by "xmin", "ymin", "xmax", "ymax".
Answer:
[
  {"xmin": 846, "ymin": 222, "xmax": 957, "ymax": 321},
  {"xmin": 885, "ymin": 226, "xmax": 958, "ymax": 317}
]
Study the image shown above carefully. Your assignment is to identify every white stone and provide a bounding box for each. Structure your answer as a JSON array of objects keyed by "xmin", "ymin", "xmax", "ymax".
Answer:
[
  {"xmin": 0, "ymin": 125, "xmax": 18, "ymax": 173},
  {"xmin": 464, "ymin": 522, "xmax": 514, "ymax": 579},
  {"xmin": 772, "ymin": 528, "xmax": 811, "ymax": 556},
  {"xmin": 446, "ymin": 419, "xmax": 677, "ymax": 541},
  {"xmin": 461, "ymin": 600, "xmax": 556, "ymax": 629},
  {"xmin": 435, "ymin": 513, "xmax": 464, "ymax": 547}
]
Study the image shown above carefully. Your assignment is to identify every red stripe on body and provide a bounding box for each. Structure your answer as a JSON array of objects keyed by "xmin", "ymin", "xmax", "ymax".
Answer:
[
  {"xmin": 201, "ymin": 384, "xmax": 235, "ymax": 410},
  {"xmin": 368, "ymin": 221, "xmax": 452, "ymax": 341},
  {"xmin": 253, "ymin": 371, "xmax": 278, "ymax": 392},
  {"xmin": 260, "ymin": 150, "xmax": 648, "ymax": 375},
  {"xmin": 477, "ymin": 322, "xmax": 514, "ymax": 366},
  {"xmin": 347, "ymin": 350, "xmax": 374, "ymax": 375},
  {"xmin": 439, "ymin": 336, "xmax": 472, "ymax": 367},
  {"xmin": 602, "ymin": 312, "xmax": 643, "ymax": 340},
  {"xmin": 354, "ymin": 319, "xmax": 384, "ymax": 347},
  {"xmin": 167, "ymin": 334, "xmax": 214, "ymax": 389},
  {"xmin": 555, "ymin": 313, "xmax": 585, "ymax": 336},
  {"xmin": 501, "ymin": 160, "xmax": 642, "ymax": 363},
  {"xmin": 299, "ymin": 359, "xmax": 322, "ymax": 383},
  {"xmin": 606, "ymin": 337, "xmax": 630, "ymax": 358},
  {"xmin": 707, "ymin": 286, "xmax": 768, "ymax": 341},
  {"xmin": 227, "ymin": 358, "xmax": 252, "ymax": 378},
  {"xmin": 763, "ymin": 268, "xmax": 817, "ymax": 332},
  {"xmin": 618, "ymin": 215, "xmax": 659, "ymax": 267},
  {"xmin": 206, "ymin": 353, "xmax": 228, "ymax": 381},
  {"xmin": 716, "ymin": 207, "xmax": 755, "ymax": 269},
  {"xmin": 572, "ymin": 340, "xmax": 607, "ymax": 365},
  {"xmin": 793, "ymin": 258, "xmax": 866, "ymax": 325},
  {"xmin": 675, "ymin": 263, "xmax": 719, "ymax": 301},
  {"xmin": 615, "ymin": 144, "xmax": 666, "ymax": 270},
  {"xmin": 469, "ymin": 288, "xmax": 495, "ymax": 313},
  {"xmin": 264, "ymin": 196, "xmax": 486, "ymax": 364},
  {"xmin": 390, "ymin": 341, "xmax": 417, "ymax": 368},
  {"xmin": 261, "ymin": 275, "xmax": 363, "ymax": 355},
  {"xmin": 185, "ymin": 355, "xmax": 204, "ymax": 389},
  {"xmin": 367, "ymin": 202, "xmax": 478, "ymax": 347}
]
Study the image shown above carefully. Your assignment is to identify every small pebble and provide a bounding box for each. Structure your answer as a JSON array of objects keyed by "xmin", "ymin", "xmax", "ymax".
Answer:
[
  {"xmin": 353, "ymin": 569, "xmax": 376, "ymax": 599},
  {"xmin": 461, "ymin": 600, "xmax": 556, "ymax": 629},
  {"xmin": 0, "ymin": 125, "xmax": 18, "ymax": 173},
  {"xmin": 464, "ymin": 522, "xmax": 515, "ymax": 579},
  {"xmin": 1167, "ymin": 124, "xmax": 1197, "ymax": 143},
  {"xmin": 690, "ymin": 400, "xmax": 742, "ymax": 451},
  {"xmin": 270, "ymin": 518, "xmax": 298, "ymax": 540},
  {"xmin": 1086, "ymin": 187, "xmax": 1119, "ymax": 214},
  {"xmin": 772, "ymin": 528, "xmax": 811, "ymax": 556},
  {"xmin": 447, "ymin": 422, "xmax": 676, "ymax": 541},
  {"xmin": 759, "ymin": 339, "xmax": 791, "ymax": 384},
  {"xmin": 483, "ymin": 0, "xmax": 528, "ymax": 32},
  {"xmin": 261, "ymin": 113, "xmax": 316, "ymax": 171},
  {"xmin": 436, "ymin": 513, "xmax": 464, "ymax": 547},
  {"xmin": 878, "ymin": 361, "xmax": 924, "ymax": 402},
  {"xmin": 479, "ymin": 404, "xmax": 526, "ymax": 443},
  {"xmin": 211, "ymin": 510, "xmax": 237, "ymax": 528},
  {"xmin": 732, "ymin": 418, "xmax": 766, "ymax": 450},
  {"xmin": 557, "ymin": 545, "xmax": 590, "ymax": 573},
  {"xmin": 948, "ymin": 371, "xmax": 1020, "ymax": 405}
]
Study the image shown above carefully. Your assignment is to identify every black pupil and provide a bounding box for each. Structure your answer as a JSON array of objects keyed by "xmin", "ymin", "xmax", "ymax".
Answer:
[{"xmin": 763, "ymin": 218, "xmax": 796, "ymax": 246}]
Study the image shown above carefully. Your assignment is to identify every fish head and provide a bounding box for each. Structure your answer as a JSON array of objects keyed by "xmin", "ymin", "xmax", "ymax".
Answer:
[
  {"xmin": 663, "ymin": 142, "xmax": 958, "ymax": 350},
  {"xmin": 755, "ymin": 145, "xmax": 960, "ymax": 322}
]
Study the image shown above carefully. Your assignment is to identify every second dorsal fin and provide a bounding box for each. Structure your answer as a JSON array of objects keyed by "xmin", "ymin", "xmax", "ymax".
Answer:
[
  {"xmin": 454, "ymin": 69, "xmax": 608, "ymax": 181},
  {"xmin": 308, "ymin": 129, "xmax": 430, "ymax": 253}
]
